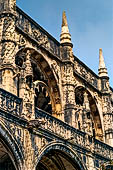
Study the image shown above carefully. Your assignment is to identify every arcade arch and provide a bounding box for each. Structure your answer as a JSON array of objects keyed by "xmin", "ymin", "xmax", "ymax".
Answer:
[
  {"xmin": 0, "ymin": 121, "xmax": 23, "ymax": 170},
  {"xmin": 15, "ymin": 48, "xmax": 62, "ymax": 116},
  {"xmin": 0, "ymin": 139, "xmax": 16, "ymax": 170},
  {"xmin": 75, "ymin": 86, "xmax": 103, "ymax": 141},
  {"xmin": 35, "ymin": 143, "xmax": 87, "ymax": 170}
]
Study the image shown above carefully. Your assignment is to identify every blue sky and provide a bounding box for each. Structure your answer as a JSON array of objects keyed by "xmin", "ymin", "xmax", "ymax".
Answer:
[{"xmin": 17, "ymin": 0, "xmax": 113, "ymax": 87}]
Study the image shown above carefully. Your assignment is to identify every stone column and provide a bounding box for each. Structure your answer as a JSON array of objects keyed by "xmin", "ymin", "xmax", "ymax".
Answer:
[
  {"xmin": 19, "ymin": 50, "xmax": 35, "ymax": 120},
  {"xmin": 87, "ymin": 155, "xmax": 95, "ymax": 170},
  {"xmin": 62, "ymin": 60, "xmax": 76, "ymax": 126},
  {"xmin": 103, "ymin": 95, "xmax": 113, "ymax": 147},
  {"xmin": 0, "ymin": 0, "xmax": 17, "ymax": 95},
  {"xmin": 60, "ymin": 11, "xmax": 76, "ymax": 126},
  {"xmin": 23, "ymin": 129, "xmax": 36, "ymax": 170}
]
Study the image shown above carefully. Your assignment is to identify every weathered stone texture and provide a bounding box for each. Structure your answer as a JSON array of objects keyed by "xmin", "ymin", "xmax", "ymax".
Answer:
[{"xmin": 0, "ymin": 0, "xmax": 113, "ymax": 170}]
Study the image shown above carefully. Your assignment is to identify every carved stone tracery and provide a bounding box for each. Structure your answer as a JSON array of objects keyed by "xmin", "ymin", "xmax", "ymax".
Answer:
[{"xmin": 0, "ymin": 1, "xmax": 113, "ymax": 169}]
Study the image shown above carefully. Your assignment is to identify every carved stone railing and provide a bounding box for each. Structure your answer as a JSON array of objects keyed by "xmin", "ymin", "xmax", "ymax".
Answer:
[
  {"xmin": 0, "ymin": 88, "xmax": 22, "ymax": 116},
  {"xmin": 36, "ymin": 108, "xmax": 113, "ymax": 160},
  {"xmin": 36, "ymin": 108, "xmax": 87, "ymax": 147},
  {"xmin": 94, "ymin": 139, "xmax": 113, "ymax": 160},
  {"xmin": 74, "ymin": 56, "xmax": 99, "ymax": 89},
  {"xmin": 16, "ymin": 7, "xmax": 60, "ymax": 57}
]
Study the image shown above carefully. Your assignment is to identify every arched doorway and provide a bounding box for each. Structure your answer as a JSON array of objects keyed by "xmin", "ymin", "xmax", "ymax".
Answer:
[
  {"xmin": 0, "ymin": 139, "xmax": 16, "ymax": 170},
  {"xmin": 75, "ymin": 86, "xmax": 103, "ymax": 141},
  {"xmin": 35, "ymin": 143, "xmax": 87, "ymax": 170}
]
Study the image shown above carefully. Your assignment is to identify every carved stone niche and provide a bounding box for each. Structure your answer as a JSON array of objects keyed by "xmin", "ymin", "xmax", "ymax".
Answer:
[
  {"xmin": 15, "ymin": 52, "xmax": 26, "ymax": 68},
  {"xmin": 32, "ymin": 60, "xmax": 53, "ymax": 114}
]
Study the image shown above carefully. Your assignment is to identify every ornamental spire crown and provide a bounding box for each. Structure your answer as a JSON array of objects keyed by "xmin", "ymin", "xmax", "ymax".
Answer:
[
  {"xmin": 98, "ymin": 48, "xmax": 108, "ymax": 77},
  {"xmin": 60, "ymin": 11, "xmax": 72, "ymax": 46}
]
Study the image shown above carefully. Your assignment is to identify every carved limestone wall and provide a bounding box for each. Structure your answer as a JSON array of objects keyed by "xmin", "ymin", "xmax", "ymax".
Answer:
[{"xmin": 0, "ymin": 1, "xmax": 113, "ymax": 169}]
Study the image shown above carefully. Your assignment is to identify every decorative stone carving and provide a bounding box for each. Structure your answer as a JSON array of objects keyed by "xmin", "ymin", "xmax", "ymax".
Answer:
[
  {"xmin": 28, "ymin": 119, "xmax": 46, "ymax": 129},
  {"xmin": 16, "ymin": 9, "xmax": 60, "ymax": 56},
  {"xmin": 25, "ymin": 50, "xmax": 33, "ymax": 78},
  {"xmin": 9, "ymin": 0, "xmax": 16, "ymax": 11},
  {"xmin": 74, "ymin": 60, "xmax": 98, "ymax": 88},
  {"xmin": 1, "ymin": 15, "xmax": 16, "ymax": 65},
  {"xmin": 102, "ymin": 96, "xmax": 112, "ymax": 114},
  {"xmin": 18, "ymin": 34, "xmax": 26, "ymax": 48},
  {"xmin": 0, "ymin": 2, "xmax": 113, "ymax": 169},
  {"xmin": 2, "ymin": 17, "xmax": 15, "ymax": 41},
  {"xmin": 1, "ymin": 41, "xmax": 15, "ymax": 64},
  {"xmin": 31, "ymin": 28, "xmax": 49, "ymax": 48},
  {"xmin": 51, "ymin": 60, "xmax": 61, "ymax": 83},
  {"xmin": 0, "ymin": 88, "xmax": 22, "ymax": 115}
]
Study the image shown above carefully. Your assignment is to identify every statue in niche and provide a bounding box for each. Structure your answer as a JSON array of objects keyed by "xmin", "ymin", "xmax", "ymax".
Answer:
[{"xmin": 32, "ymin": 62, "xmax": 52, "ymax": 114}]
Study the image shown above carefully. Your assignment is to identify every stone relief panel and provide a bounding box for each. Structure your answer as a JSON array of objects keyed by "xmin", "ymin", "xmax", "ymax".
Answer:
[
  {"xmin": 9, "ymin": 0, "xmax": 16, "ymax": 11},
  {"xmin": 16, "ymin": 8, "xmax": 60, "ymax": 57},
  {"xmin": 74, "ymin": 60, "xmax": 98, "ymax": 89},
  {"xmin": 63, "ymin": 85, "xmax": 75, "ymax": 105},
  {"xmin": 0, "ymin": 16, "xmax": 16, "ymax": 64},
  {"xmin": 102, "ymin": 96, "xmax": 112, "ymax": 114},
  {"xmin": 0, "ymin": 118, "xmax": 24, "ymax": 153},
  {"xmin": 2, "ymin": 16, "xmax": 15, "ymax": 41},
  {"xmin": 33, "ymin": 135, "xmax": 49, "ymax": 155},
  {"xmin": 0, "ymin": 88, "xmax": 22, "ymax": 116},
  {"xmin": 17, "ymin": 34, "xmax": 27, "ymax": 49},
  {"xmin": 35, "ymin": 108, "xmax": 113, "ymax": 160},
  {"xmin": 1, "ymin": 41, "xmax": 15, "ymax": 63},
  {"xmin": 104, "ymin": 113, "xmax": 113, "ymax": 131},
  {"xmin": 101, "ymin": 79, "xmax": 110, "ymax": 92},
  {"xmin": 32, "ymin": 28, "xmax": 49, "ymax": 48},
  {"xmin": 62, "ymin": 64, "xmax": 75, "ymax": 85},
  {"xmin": 6, "ymin": 121, "xmax": 24, "ymax": 150}
]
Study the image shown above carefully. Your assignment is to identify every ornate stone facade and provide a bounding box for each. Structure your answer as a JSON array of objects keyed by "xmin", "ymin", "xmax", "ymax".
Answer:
[{"xmin": 0, "ymin": 1, "xmax": 113, "ymax": 170}]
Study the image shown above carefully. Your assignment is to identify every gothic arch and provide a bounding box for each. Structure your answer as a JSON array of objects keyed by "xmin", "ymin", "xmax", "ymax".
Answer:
[
  {"xmin": 34, "ymin": 142, "xmax": 88, "ymax": 170},
  {"xmin": 75, "ymin": 85, "xmax": 103, "ymax": 141},
  {"xmin": 0, "ymin": 120, "xmax": 23, "ymax": 170},
  {"xmin": 15, "ymin": 47, "xmax": 62, "ymax": 116}
]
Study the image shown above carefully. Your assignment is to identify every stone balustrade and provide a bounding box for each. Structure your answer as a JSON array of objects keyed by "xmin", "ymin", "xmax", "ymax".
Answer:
[
  {"xmin": 94, "ymin": 139, "xmax": 113, "ymax": 159},
  {"xmin": 36, "ymin": 108, "xmax": 113, "ymax": 160},
  {"xmin": 0, "ymin": 88, "xmax": 113, "ymax": 161},
  {"xmin": 16, "ymin": 7, "xmax": 60, "ymax": 57},
  {"xmin": 0, "ymin": 88, "xmax": 22, "ymax": 116}
]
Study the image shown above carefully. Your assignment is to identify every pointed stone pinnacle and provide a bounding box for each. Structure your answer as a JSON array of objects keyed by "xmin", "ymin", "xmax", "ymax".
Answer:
[
  {"xmin": 60, "ymin": 11, "xmax": 72, "ymax": 45},
  {"xmin": 99, "ymin": 48, "xmax": 106, "ymax": 69},
  {"xmin": 98, "ymin": 48, "xmax": 108, "ymax": 77},
  {"xmin": 62, "ymin": 11, "xmax": 68, "ymax": 27}
]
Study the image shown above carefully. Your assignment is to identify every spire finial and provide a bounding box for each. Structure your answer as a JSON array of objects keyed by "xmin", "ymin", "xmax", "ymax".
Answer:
[
  {"xmin": 98, "ymin": 48, "xmax": 108, "ymax": 77},
  {"xmin": 60, "ymin": 11, "xmax": 72, "ymax": 45},
  {"xmin": 62, "ymin": 11, "xmax": 68, "ymax": 27}
]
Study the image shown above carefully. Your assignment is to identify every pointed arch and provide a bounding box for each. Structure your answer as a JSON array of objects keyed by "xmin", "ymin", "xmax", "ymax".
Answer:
[
  {"xmin": 34, "ymin": 142, "xmax": 88, "ymax": 170},
  {"xmin": 75, "ymin": 85, "xmax": 104, "ymax": 141},
  {"xmin": 0, "ymin": 119, "xmax": 23, "ymax": 170},
  {"xmin": 15, "ymin": 47, "xmax": 62, "ymax": 117}
]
